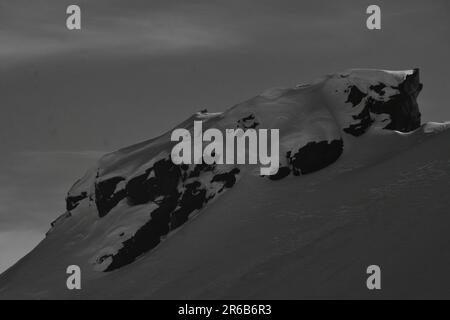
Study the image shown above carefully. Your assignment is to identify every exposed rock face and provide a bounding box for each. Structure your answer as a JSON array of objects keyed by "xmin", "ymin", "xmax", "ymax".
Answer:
[
  {"xmin": 54, "ymin": 69, "xmax": 423, "ymax": 272},
  {"xmin": 342, "ymin": 69, "xmax": 422, "ymax": 136},
  {"xmin": 99, "ymin": 159, "xmax": 240, "ymax": 272},
  {"xmin": 66, "ymin": 192, "xmax": 88, "ymax": 211},
  {"xmin": 95, "ymin": 177, "xmax": 126, "ymax": 218}
]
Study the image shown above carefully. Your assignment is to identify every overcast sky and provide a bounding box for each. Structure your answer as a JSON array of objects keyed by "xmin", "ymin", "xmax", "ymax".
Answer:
[{"xmin": 1, "ymin": 0, "xmax": 449, "ymax": 273}]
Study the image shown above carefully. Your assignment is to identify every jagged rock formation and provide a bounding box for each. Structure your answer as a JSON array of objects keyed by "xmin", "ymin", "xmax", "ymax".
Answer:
[{"xmin": 2, "ymin": 69, "xmax": 450, "ymax": 299}]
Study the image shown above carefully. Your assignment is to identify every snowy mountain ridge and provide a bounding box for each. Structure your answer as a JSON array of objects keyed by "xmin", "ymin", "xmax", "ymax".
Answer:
[{"xmin": 2, "ymin": 68, "xmax": 450, "ymax": 299}]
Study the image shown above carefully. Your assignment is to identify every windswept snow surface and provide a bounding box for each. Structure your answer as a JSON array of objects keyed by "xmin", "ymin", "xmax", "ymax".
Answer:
[{"xmin": 1, "ymin": 69, "xmax": 450, "ymax": 299}]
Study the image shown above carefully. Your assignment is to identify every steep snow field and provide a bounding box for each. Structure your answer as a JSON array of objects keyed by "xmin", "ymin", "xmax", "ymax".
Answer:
[{"xmin": 1, "ymin": 69, "xmax": 449, "ymax": 299}]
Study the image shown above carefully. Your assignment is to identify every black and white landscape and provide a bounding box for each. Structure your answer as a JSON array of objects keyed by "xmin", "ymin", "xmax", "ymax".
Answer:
[
  {"xmin": 1, "ymin": 0, "xmax": 450, "ymax": 300},
  {"xmin": 1, "ymin": 68, "xmax": 450, "ymax": 299}
]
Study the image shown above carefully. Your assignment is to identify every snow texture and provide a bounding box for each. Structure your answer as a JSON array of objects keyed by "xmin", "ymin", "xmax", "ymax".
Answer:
[{"xmin": 1, "ymin": 69, "xmax": 450, "ymax": 299}]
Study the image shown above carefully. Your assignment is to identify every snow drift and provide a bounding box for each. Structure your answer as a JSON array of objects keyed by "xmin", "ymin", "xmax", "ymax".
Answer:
[{"xmin": 1, "ymin": 69, "xmax": 450, "ymax": 299}]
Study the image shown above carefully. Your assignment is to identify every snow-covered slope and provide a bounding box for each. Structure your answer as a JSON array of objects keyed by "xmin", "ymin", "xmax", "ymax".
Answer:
[{"xmin": 1, "ymin": 69, "xmax": 450, "ymax": 299}]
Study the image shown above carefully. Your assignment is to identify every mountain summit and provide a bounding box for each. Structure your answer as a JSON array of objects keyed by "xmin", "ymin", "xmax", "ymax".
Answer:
[{"xmin": 2, "ymin": 69, "xmax": 450, "ymax": 299}]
